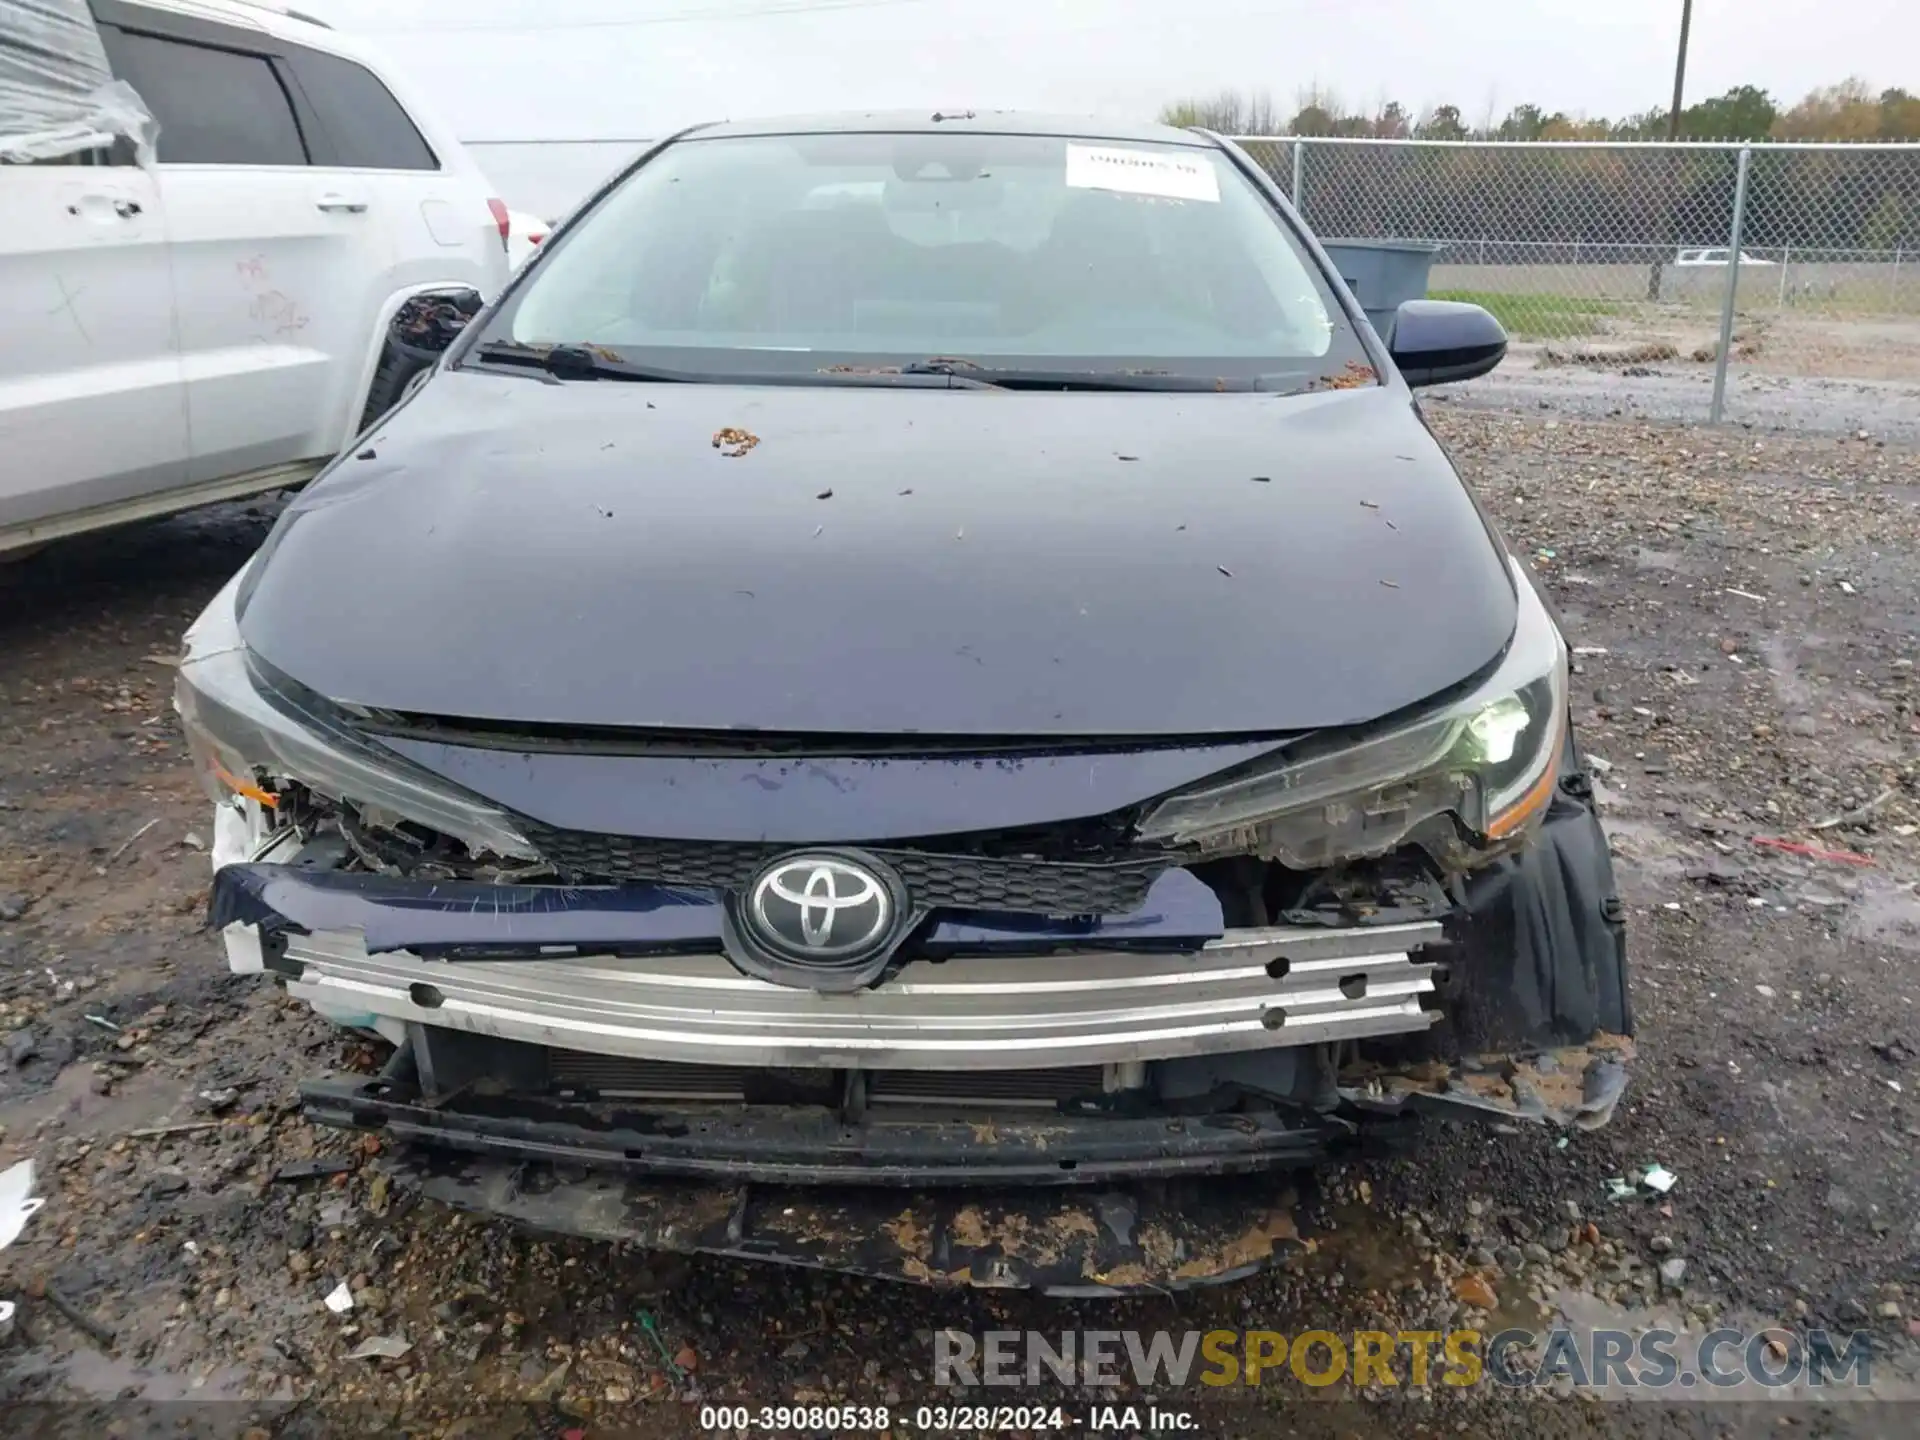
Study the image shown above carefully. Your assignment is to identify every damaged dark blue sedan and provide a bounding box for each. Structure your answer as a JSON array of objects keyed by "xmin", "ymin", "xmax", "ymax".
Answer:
[{"xmin": 176, "ymin": 112, "xmax": 1631, "ymax": 1295}]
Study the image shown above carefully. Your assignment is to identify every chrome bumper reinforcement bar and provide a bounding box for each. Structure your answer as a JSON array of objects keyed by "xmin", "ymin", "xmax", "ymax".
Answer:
[{"xmin": 252, "ymin": 921, "xmax": 1443, "ymax": 1070}]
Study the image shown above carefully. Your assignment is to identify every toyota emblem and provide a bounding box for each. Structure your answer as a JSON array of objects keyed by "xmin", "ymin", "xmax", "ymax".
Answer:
[{"xmin": 746, "ymin": 852, "xmax": 895, "ymax": 962}]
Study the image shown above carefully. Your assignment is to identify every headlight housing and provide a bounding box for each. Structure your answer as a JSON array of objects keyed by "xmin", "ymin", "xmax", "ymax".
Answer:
[
  {"xmin": 1135, "ymin": 558, "xmax": 1568, "ymax": 869},
  {"xmin": 174, "ymin": 569, "xmax": 535, "ymax": 861}
]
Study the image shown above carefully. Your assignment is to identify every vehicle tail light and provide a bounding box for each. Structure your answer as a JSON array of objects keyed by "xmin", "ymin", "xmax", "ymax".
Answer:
[{"xmin": 486, "ymin": 197, "xmax": 510, "ymax": 251}]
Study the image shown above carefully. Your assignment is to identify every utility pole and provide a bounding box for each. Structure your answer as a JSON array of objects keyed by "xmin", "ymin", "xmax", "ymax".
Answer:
[
  {"xmin": 1666, "ymin": 0, "xmax": 1693, "ymax": 141},
  {"xmin": 1648, "ymin": 0, "xmax": 1695, "ymax": 300}
]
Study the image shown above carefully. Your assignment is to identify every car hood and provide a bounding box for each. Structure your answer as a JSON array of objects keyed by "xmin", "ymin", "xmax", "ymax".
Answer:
[{"xmin": 239, "ymin": 370, "xmax": 1515, "ymax": 737}]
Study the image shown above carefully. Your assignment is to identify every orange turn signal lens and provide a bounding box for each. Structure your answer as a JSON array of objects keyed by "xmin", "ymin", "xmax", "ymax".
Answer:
[{"xmin": 212, "ymin": 762, "xmax": 278, "ymax": 809}]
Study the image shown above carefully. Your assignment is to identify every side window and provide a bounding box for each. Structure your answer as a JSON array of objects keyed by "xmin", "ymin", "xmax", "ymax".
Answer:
[
  {"xmin": 97, "ymin": 27, "xmax": 307, "ymax": 166},
  {"xmin": 285, "ymin": 49, "xmax": 438, "ymax": 171}
]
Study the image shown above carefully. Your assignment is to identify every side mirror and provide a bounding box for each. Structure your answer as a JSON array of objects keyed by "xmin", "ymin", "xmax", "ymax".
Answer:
[{"xmin": 1388, "ymin": 300, "xmax": 1507, "ymax": 388}]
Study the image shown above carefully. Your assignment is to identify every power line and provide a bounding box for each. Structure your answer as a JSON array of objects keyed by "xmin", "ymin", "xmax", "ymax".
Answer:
[{"xmin": 360, "ymin": 0, "xmax": 943, "ymax": 36}]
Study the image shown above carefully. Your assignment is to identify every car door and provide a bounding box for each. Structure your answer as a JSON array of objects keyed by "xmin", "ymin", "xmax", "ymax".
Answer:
[
  {"xmin": 0, "ymin": 150, "xmax": 186, "ymax": 534},
  {"xmin": 94, "ymin": 3, "xmax": 381, "ymax": 485},
  {"xmin": 273, "ymin": 40, "xmax": 509, "ymax": 437}
]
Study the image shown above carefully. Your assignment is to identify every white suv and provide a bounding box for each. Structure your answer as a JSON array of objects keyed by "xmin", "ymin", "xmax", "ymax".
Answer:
[
  {"xmin": 1, "ymin": 0, "xmax": 510, "ymax": 554},
  {"xmin": 1673, "ymin": 247, "xmax": 1775, "ymax": 267}
]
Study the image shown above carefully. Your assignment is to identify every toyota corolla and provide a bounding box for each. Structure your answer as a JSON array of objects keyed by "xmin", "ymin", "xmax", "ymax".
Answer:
[{"xmin": 178, "ymin": 112, "xmax": 1631, "ymax": 1294}]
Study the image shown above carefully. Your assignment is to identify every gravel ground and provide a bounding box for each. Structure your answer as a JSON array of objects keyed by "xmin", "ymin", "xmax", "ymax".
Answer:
[
  {"xmin": 1433, "ymin": 346, "xmax": 1920, "ymax": 441},
  {"xmin": 1, "ymin": 407, "xmax": 1917, "ymax": 1435}
]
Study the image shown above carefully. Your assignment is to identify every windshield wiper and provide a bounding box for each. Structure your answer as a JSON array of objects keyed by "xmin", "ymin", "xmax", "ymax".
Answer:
[
  {"xmin": 898, "ymin": 359, "xmax": 1265, "ymax": 392},
  {"xmin": 466, "ymin": 341, "xmax": 697, "ymax": 383},
  {"xmin": 464, "ymin": 343, "xmax": 997, "ymax": 390},
  {"xmin": 466, "ymin": 343, "xmax": 1272, "ymax": 392}
]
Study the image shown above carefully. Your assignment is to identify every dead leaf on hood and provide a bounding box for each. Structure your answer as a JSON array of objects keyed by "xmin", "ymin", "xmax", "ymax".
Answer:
[{"xmin": 1313, "ymin": 361, "xmax": 1378, "ymax": 391}]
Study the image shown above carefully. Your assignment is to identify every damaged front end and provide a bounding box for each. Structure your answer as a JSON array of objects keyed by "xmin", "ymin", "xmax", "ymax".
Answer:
[{"xmin": 179, "ymin": 562, "xmax": 1630, "ymax": 1296}]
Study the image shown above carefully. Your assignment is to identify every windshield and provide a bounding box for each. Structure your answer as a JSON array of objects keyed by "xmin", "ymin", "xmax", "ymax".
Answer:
[{"xmin": 477, "ymin": 129, "xmax": 1365, "ymax": 387}]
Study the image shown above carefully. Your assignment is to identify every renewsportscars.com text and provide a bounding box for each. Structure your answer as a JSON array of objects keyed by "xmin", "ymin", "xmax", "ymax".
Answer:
[{"xmin": 934, "ymin": 1327, "xmax": 1876, "ymax": 1391}]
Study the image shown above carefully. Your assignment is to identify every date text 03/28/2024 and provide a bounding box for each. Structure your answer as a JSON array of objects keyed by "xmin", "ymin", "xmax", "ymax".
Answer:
[{"xmin": 695, "ymin": 1405, "xmax": 1173, "ymax": 1431}]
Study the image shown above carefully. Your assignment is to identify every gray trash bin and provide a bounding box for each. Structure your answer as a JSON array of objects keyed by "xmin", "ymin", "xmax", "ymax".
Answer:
[{"xmin": 1318, "ymin": 239, "xmax": 1445, "ymax": 342}]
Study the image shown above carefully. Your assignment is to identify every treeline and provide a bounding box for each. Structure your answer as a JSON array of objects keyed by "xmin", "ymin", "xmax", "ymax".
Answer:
[{"xmin": 1161, "ymin": 79, "xmax": 1920, "ymax": 143}]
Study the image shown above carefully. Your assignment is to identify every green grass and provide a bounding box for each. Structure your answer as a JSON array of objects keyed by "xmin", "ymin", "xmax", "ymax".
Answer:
[{"xmin": 1428, "ymin": 289, "xmax": 1622, "ymax": 338}]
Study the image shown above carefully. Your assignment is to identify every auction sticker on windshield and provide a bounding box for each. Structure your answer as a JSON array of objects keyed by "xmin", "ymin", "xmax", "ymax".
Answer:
[{"xmin": 1065, "ymin": 144, "xmax": 1221, "ymax": 203}]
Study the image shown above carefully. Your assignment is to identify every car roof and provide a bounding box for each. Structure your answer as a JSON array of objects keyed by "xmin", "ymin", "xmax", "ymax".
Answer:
[
  {"xmin": 117, "ymin": 0, "xmax": 330, "ymax": 33},
  {"xmin": 684, "ymin": 110, "xmax": 1214, "ymax": 148}
]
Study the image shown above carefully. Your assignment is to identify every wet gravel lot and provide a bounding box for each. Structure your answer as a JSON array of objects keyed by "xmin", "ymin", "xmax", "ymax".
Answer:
[{"xmin": 1, "ymin": 404, "xmax": 1917, "ymax": 1436}]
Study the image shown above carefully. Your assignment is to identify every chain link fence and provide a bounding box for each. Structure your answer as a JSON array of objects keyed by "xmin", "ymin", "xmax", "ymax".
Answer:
[{"xmin": 1236, "ymin": 136, "xmax": 1920, "ymax": 419}]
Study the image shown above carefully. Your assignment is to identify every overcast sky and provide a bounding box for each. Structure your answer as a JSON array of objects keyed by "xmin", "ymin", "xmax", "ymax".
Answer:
[
  {"xmin": 297, "ymin": 0, "xmax": 1915, "ymax": 214},
  {"xmin": 304, "ymin": 0, "xmax": 1911, "ymax": 141}
]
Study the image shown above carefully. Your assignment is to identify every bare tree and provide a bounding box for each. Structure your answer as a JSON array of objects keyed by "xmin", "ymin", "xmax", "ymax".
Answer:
[{"xmin": 1158, "ymin": 90, "xmax": 1285, "ymax": 134}]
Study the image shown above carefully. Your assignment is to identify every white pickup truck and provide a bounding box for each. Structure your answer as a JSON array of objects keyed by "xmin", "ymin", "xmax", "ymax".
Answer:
[{"xmin": 1, "ymin": 0, "xmax": 511, "ymax": 555}]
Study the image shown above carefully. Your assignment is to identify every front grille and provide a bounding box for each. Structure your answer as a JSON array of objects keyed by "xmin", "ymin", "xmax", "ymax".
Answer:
[
  {"xmin": 520, "ymin": 822, "xmax": 1167, "ymax": 916},
  {"xmin": 546, "ymin": 1051, "xmax": 1105, "ymax": 1108}
]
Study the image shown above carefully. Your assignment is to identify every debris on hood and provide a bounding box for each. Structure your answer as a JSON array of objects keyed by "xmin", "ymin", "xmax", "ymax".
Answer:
[
  {"xmin": 1310, "ymin": 360, "xmax": 1378, "ymax": 391},
  {"xmin": 712, "ymin": 427, "xmax": 760, "ymax": 458}
]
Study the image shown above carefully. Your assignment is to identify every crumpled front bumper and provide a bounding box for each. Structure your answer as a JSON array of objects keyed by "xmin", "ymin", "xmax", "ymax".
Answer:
[
  {"xmin": 210, "ymin": 778, "xmax": 1633, "ymax": 1291},
  {"xmin": 217, "ymin": 865, "xmax": 1445, "ymax": 1069},
  {"xmin": 296, "ymin": 1021, "xmax": 1627, "ymax": 1294}
]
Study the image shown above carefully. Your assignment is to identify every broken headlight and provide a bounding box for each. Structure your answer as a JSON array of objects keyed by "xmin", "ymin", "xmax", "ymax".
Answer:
[
  {"xmin": 173, "ymin": 569, "xmax": 535, "ymax": 861},
  {"xmin": 1135, "ymin": 558, "xmax": 1567, "ymax": 868}
]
